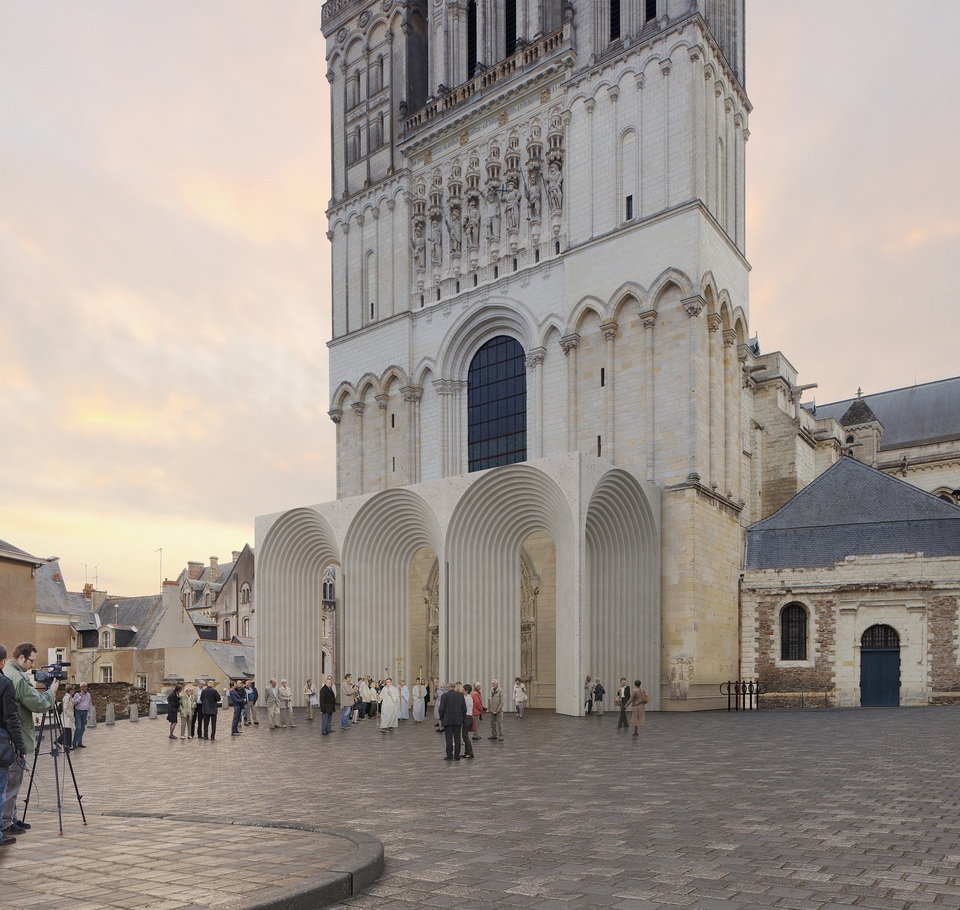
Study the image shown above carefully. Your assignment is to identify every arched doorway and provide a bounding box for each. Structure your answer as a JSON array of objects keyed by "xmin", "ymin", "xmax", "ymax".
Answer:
[{"xmin": 860, "ymin": 624, "xmax": 901, "ymax": 707}]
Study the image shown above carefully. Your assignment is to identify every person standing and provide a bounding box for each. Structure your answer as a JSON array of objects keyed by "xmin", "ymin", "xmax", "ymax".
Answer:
[
  {"xmin": 303, "ymin": 678, "xmax": 317, "ymax": 721},
  {"xmin": 365, "ymin": 677, "xmax": 378, "ymax": 720},
  {"xmin": 487, "ymin": 679, "xmax": 504, "ymax": 741},
  {"xmin": 199, "ymin": 679, "xmax": 221, "ymax": 740},
  {"xmin": 439, "ymin": 681, "xmax": 467, "ymax": 761},
  {"xmin": 584, "ymin": 675, "xmax": 595, "ymax": 714},
  {"xmin": 278, "ymin": 679, "xmax": 295, "ymax": 728},
  {"xmin": 626, "ymin": 679, "xmax": 648, "ymax": 736},
  {"xmin": 318, "ymin": 676, "xmax": 337, "ymax": 735},
  {"xmin": 339, "ymin": 674, "xmax": 356, "ymax": 729},
  {"xmin": 460, "ymin": 684, "xmax": 475, "ymax": 759},
  {"xmin": 229, "ymin": 681, "xmax": 247, "ymax": 736},
  {"xmin": 358, "ymin": 676, "xmax": 372, "ymax": 720},
  {"xmin": 411, "ymin": 678, "xmax": 427, "ymax": 722},
  {"xmin": 245, "ymin": 679, "xmax": 258, "ymax": 725},
  {"xmin": 470, "ymin": 683, "xmax": 484, "ymax": 741},
  {"xmin": 593, "ymin": 678, "xmax": 605, "ymax": 716},
  {"xmin": 59, "ymin": 685, "xmax": 76, "ymax": 750},
  {"xmin": 0, "ymin": 644, "xmax": 26, "ymax": 847},
  {"xmin": 264, "ymin": 678, "xmax": 281, "ymax": 729},
  {"xmin": 179, "ymin": 686, "xmax": 194, "ymax": 739},
  {"xmin": 72, "ymin": 681, "xmax": 92, "ymax": 748},
  {"xmin": 166, "ymin": 685, "xmax": 182, "ymax": 739},
  {"xmin": 378, "ymin": 678, "xmax": 400, "ymax": 733},
  {"xmin": 191, "ymin": 682, "xmax": 205, "ymax": 738},
  {"xmin": 513, "ymin": 677, "xmax": 527, "ymax": 718},
  {"xmin": 399, "ymin": 680, "xmax": 410, "ymax": 721},
  {"xmin": 616, "ymin": 678, "xmax": 631, "ymax": 730},
  {"xmin": 3, "ymin": 642, "xmax": 58, "ymax": 837},
  {"xmin": 432, "ymin": 677, "xmax": 445, "ymax": 731}
]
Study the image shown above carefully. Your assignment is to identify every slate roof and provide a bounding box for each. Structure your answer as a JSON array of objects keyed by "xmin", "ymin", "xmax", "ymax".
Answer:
[
  {"xmin": 746, "ymin": 456, "xmax": 960, "ymax": 569},
  {"xmin": 839, "ymin": 398, "xmax": 880, "ymax": 428},
  {"xmin": 200, "ymin": 641, "xmax": 256, "ymax": 680},
  {"xmin": 806, "ymin": 376, "xmax": 960, "ymax": 449},
  {"xmin": 97, "ymin": 595, "xmax": 166, "ymax": 648}
]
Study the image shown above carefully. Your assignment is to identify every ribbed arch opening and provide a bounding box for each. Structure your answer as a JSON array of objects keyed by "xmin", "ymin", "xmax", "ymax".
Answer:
[
  {"xmin": 342, "ymin": 489, "xmax": 443, "ymax": 678},
  {"xmin": 585, "ymin": 470, "xmax": 660, "ymax": 709},
  {"xmin": 446, "ymin": 465, "xmax": 575, "ymax": 710},
  {"xmin": 259, "ymin": 509, "xmax": 341, "ymax": 700}
]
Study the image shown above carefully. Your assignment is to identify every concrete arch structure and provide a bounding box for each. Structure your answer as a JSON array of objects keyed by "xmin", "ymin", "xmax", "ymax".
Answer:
[
  {"xmin": 258, "ymin": 508, "xmax": 341, "ymax": 698},
  {"xmin": 584, "ymin": 468, "xmax": 661, "ymax": 710},
  {"xmin": 341, "ymin": 488, "xmax": 443, "ymax": 679},
  {"xmin": 445, "ymin": 462, "xmax": 577, "ymax": 711}
]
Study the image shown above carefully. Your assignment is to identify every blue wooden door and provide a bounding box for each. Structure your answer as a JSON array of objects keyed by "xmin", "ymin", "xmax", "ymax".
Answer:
[{"xmin": 860, "ymin": 650, "xmax": 900, "ymax": 707}]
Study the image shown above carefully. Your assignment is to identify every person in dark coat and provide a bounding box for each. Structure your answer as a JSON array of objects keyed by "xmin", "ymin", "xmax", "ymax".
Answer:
[
  {"xmin": 166, "ymin": 685, "xmax": 182, "ymax": 739},
  {"xmin": 0, "ymin": 644, "xmax": 27, "ymax": 847},
  {"xmin": 318, "ymin": 676, "xmax": 337, "ymax": 736},
  {"xmin": 199, "ymin": 682, "xmax": 222, "ymax": 741},
  {"xmin": 228, "ymin": 681, "xmax": 247, "ymax": 736},
  {"xmin": 439, "ymin": 681, "xmax": 467, "ymax": 761}
]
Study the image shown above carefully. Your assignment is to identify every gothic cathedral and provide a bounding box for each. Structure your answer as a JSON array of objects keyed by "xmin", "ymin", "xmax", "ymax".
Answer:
[{"xmin": 257, "ymin": 0, "xmax": 788, "ymax": 714}]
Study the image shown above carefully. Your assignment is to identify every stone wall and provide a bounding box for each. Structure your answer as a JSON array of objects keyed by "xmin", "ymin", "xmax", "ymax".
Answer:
[
  {"xmin": 929, "ymin": 594, "xmax": 960, "ymax": 704},
  {"xmin": 86, "ymin": 682, "xmax": 151, "ymax": 719}
]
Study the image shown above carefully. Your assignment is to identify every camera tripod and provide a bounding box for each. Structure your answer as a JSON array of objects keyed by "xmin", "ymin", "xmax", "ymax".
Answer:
[{"xmin": 22, "ymin": 703, "xmax": 87, "ymax": 835}]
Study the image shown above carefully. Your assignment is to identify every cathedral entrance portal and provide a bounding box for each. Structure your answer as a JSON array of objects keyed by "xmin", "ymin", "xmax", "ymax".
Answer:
[
  {"xmin": 521, "ymin": 531, "xmax": 556, "ymax": 709},
  {"xmin": 410, "ymin": 548, "xmax": 440, "ymax": 687}
]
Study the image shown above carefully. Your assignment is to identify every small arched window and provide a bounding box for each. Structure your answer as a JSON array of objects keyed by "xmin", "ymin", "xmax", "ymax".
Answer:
[
  {"xmin": 467, "ymin": 335, "xmax": 527, "ymax": 472},
  {"xmin": 242, "ymin": 617, "xmax": 250, "ymax": 638},
  {"xmin": 780, "ymin": 603, "xmax": 807, "ymax": 660},
  {"xmin": 101, "ymin": 630, "xmax": 111, "ymax": 650}
]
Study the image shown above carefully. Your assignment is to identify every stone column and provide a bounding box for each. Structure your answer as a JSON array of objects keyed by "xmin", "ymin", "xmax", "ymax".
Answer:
[
  {"xmin": 351, "ymin": 401, "xmax": 366, "ymax": 494},
  {"xmin": 682, "ymin": 295, "xmax": 705, "ymax": 483},
  {"xmin": 723, "ymin": 329, "xmax": 738, "ymax": 500},
  {"xmin": 376, "ymin": 394, "xmax": 389, "ymax": 488},
  {"xmin": 401, "ymin": 386, "xmax": 423, "ymax": 485},
  {"xmin": 640, "ymin": 308, "xmax": 658, "ymax": 481},
  {"xmin": 601, "ymin": 319, "xmax": 618, "ymax": 462},
  {"xmin": 526, "ymin": 347, "xmax": 546, "ymax": 459},
  {"xmin": 708, "ymin": 312, "xmax": 723, "ymax": 490},
  {"xmin": 560, "ymin": 334, "xmax": 580, "ymax": 452},
  {"xmin": 328, "ymin": 409, "xmax": 343, "ymax": 498}
]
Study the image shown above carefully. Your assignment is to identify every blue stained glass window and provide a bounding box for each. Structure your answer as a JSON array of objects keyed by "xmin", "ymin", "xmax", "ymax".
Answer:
[{"xmin": 468, "ymin": 335, "xmax": 526, "ymax": 472}]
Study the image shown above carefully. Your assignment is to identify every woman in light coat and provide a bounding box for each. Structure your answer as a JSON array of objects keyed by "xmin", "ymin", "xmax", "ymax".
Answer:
[
  {"xmin": 60, "ymin": 685, "xmax": 76, "ymax": 750},
  {"xmin": 303, "ymin": 678, "xmax": 317, "ymax": 720},
  {"xmin": 626, "ymin": 679, "xmax": 648, "ymax": 736}
]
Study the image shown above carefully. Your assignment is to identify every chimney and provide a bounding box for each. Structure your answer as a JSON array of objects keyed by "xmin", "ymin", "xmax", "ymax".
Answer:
[
  {"xmin": 188, "ymin": 561, "xmax": 204, "ymax": 580},
  {"xmin": 232, "ymin": 551, "xmax": 241, "ymax": 562},
  {"xmin": 83, "ymin": 583, "xmax": 94, "ymax": 600},
  {"xmin": 209, "ymin": 556, "xmax": 219, "ymax": 576}
]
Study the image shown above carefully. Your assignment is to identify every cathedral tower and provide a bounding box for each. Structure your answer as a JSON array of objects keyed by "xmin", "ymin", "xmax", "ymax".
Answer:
[{"xmin": 259, "ymin": 0, "xmax": 755, "ymax": 713}]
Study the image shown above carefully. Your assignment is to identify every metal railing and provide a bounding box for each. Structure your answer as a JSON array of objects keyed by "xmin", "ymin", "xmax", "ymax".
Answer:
[{"xmin": 720, "ymin": 679, "xmax": 767, "ymax": 711}]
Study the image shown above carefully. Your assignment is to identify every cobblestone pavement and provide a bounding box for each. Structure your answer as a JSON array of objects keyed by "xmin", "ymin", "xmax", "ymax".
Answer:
[{"xmin": 3, "ymin": 706, "xmax": 959, "ymax": 909}]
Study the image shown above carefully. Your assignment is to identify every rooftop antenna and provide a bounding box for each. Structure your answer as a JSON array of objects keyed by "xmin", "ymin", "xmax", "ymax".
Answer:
[{"xmin": 155, "ymin": 547, "xmax": 163, "ymax": 589}]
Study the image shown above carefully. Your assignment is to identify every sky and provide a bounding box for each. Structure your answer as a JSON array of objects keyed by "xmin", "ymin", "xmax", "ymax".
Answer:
[{"xmin": 2, "ymin": 1, "xmax": 958, "ymax": 597}]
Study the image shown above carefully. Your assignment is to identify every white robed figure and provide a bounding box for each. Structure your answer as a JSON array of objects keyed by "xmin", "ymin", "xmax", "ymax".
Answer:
[
  {"xmin": 411, "ymin": 680, "xmax": 427, "ymax": 722},
  {"xmin": 399, "ymin": 681, "xmax": 410, "ymax": 720},
  {"xmin": 378, "ymin": 678, "xmax": 400, "ymax": 731}
]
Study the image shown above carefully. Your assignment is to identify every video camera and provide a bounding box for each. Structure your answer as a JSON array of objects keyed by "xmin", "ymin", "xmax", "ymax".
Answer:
[{"xmin": 33, "ymin": 660, "xmax": 71, "ymax": 685}]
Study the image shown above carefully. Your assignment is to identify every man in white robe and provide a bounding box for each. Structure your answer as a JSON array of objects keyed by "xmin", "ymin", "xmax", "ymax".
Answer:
[
  {"xmin": 399, "ymin": 680, "xmax": 410, "ymax": 720},
  {"xmin": 411, "ymin": 679, "xmax": 427, "ymax": 722},
  {"xmin": 378, "ymin": 678, "xmax": 400, "ymax": 732}
]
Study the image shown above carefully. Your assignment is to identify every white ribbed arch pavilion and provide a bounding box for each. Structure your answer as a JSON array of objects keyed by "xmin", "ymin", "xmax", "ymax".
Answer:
[
  {"xmin": 258, "ymin": 507, "xmax": 340, "ymax": 693},
  {"xmin": 584, "ymin": 467, "xmax": 661, "ymax": 710},
  {"xmin": 445, "ymin": 462, "xmax": 576, "ymax": 712},
  {"xmin": 341, "ymin": 487, "xmax": 443, "ymax": 683}
]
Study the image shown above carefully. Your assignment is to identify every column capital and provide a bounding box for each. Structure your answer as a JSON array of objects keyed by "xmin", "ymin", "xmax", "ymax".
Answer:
[
  {"xmin": 375, "ymin": 394, "xmax": 389, "ymax": 410},
  {"xmin": 559, "ymin": 333, "xmax": 580, "ymax": 355},
  {"xmin": 723, "ymin": 328, "xmax": 738, "ymax": 346},
  {"xmin": 707, "ymin": 313, "xmax": 723, "ymax": 332},
  {"xmin": 682, "ymin": 295, "xmax": 706, "ymax": 318},
  {"xmin": 639, "ymin": 308, "xmax": 658, "ymax": 329},
  {"xmin": 328, "ymin": 408, "xmax": 343, "ymax": 425},
  {"xmin": 600, "ymin": 319, "xmax": 619, "ymax": 342},
  {"xmin": 526, "ymin": 346, "xmax": 546, "ymax": 369},
  {"xmin": 400, "ymin": 385, "xmax": 424, "ymax": 404},
  {"xmin": 351, "ymin": 401, "xmax": 366, "ymax": 416}
]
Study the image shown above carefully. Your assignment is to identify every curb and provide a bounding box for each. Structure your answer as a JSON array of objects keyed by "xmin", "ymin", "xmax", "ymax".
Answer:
[{"xmin": 99, "ymin": 811, "xmax": 384, "ymax": 909}]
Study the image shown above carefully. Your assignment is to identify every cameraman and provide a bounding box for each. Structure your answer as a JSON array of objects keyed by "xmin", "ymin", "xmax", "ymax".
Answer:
[
  {"xmin": 0, "ymin": 644, "xmax": 27, "ymax": 846},
  {"xmin": 1, "ymin": 642, "xmax": 59, "ymax": 837}
]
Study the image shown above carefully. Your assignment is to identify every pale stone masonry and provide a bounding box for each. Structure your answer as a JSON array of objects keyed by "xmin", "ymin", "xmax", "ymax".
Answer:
[{"xmin": 257, "ymin": 1, "xmax": 959, "ymax": 712}]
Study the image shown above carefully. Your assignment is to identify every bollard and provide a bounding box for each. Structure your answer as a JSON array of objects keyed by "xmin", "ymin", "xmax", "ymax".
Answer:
[
  {"xmin": 130, "ymin": 703, "xmax": 139, "ymax": 723},
  {"xmin": 89, "ymin": 704, "xmax": 97, "ymax": 728},
  {"xmin": 149, "ymin": 700, "xmax": 158, "ymax": 720},
  {"xmin": 105, "ymin": 703, "xmax": 115, "ymax": 725}
]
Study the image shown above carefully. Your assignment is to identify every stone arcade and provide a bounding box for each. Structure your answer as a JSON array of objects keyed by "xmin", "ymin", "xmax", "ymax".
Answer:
[{"xmin": 256, "ymin": 1, "xmax": 959, "ymax": 712}]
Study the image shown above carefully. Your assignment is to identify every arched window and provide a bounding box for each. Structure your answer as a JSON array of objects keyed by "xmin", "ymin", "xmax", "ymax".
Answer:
[
  {"xmin": 610, "ymin": 0, "xmax": 621, "ymax": 41},
  {"xmin": 468, "ymin": 335, "xmax": 527, "ymax": 472},
  {"xmin": 505, "ymin": 0, "xmax": 517, "ymax": 57},
  {"xmin": 223, "ymin": 620, "xmax": 231, "ymax": 641},
  {"xmin": 467, "ymin": 0, "xmax": 478, "ymax": 77},
  {"xmin": 242, "ymin": 617, "xmax": 250, "ymax": 637},
  {"xmin": 645, "ymin": 0, "xmax": 657, "ymax": 22},
  {"xmin": 101, "ymin": 630, "xmax": 111, "ymax": 650},
  {"xmin": 780, "ymin": 603, "xmax": 807, "ymax": 660}
]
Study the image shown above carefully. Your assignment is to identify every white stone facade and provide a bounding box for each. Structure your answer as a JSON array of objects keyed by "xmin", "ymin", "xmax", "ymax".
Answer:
[{"xmin": 257, "ymin": 0, "xmax": 850, "ymax": 713}]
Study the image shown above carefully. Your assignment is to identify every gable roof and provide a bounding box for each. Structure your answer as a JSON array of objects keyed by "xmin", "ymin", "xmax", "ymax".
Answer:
[
  {"xmin": 746, "ymin": 456, "xmax": 960, "ymax": 569},
  {"xmin": 97, "ymin": 595, "xmax": 166, "ymax": 648},
  {"xmin": 806, "ymin": 376, "xmax": 960, "ymax": 449},
  {"xmin": 200, "ymin": 641, "xmax": 256, "ymax": 680}
]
